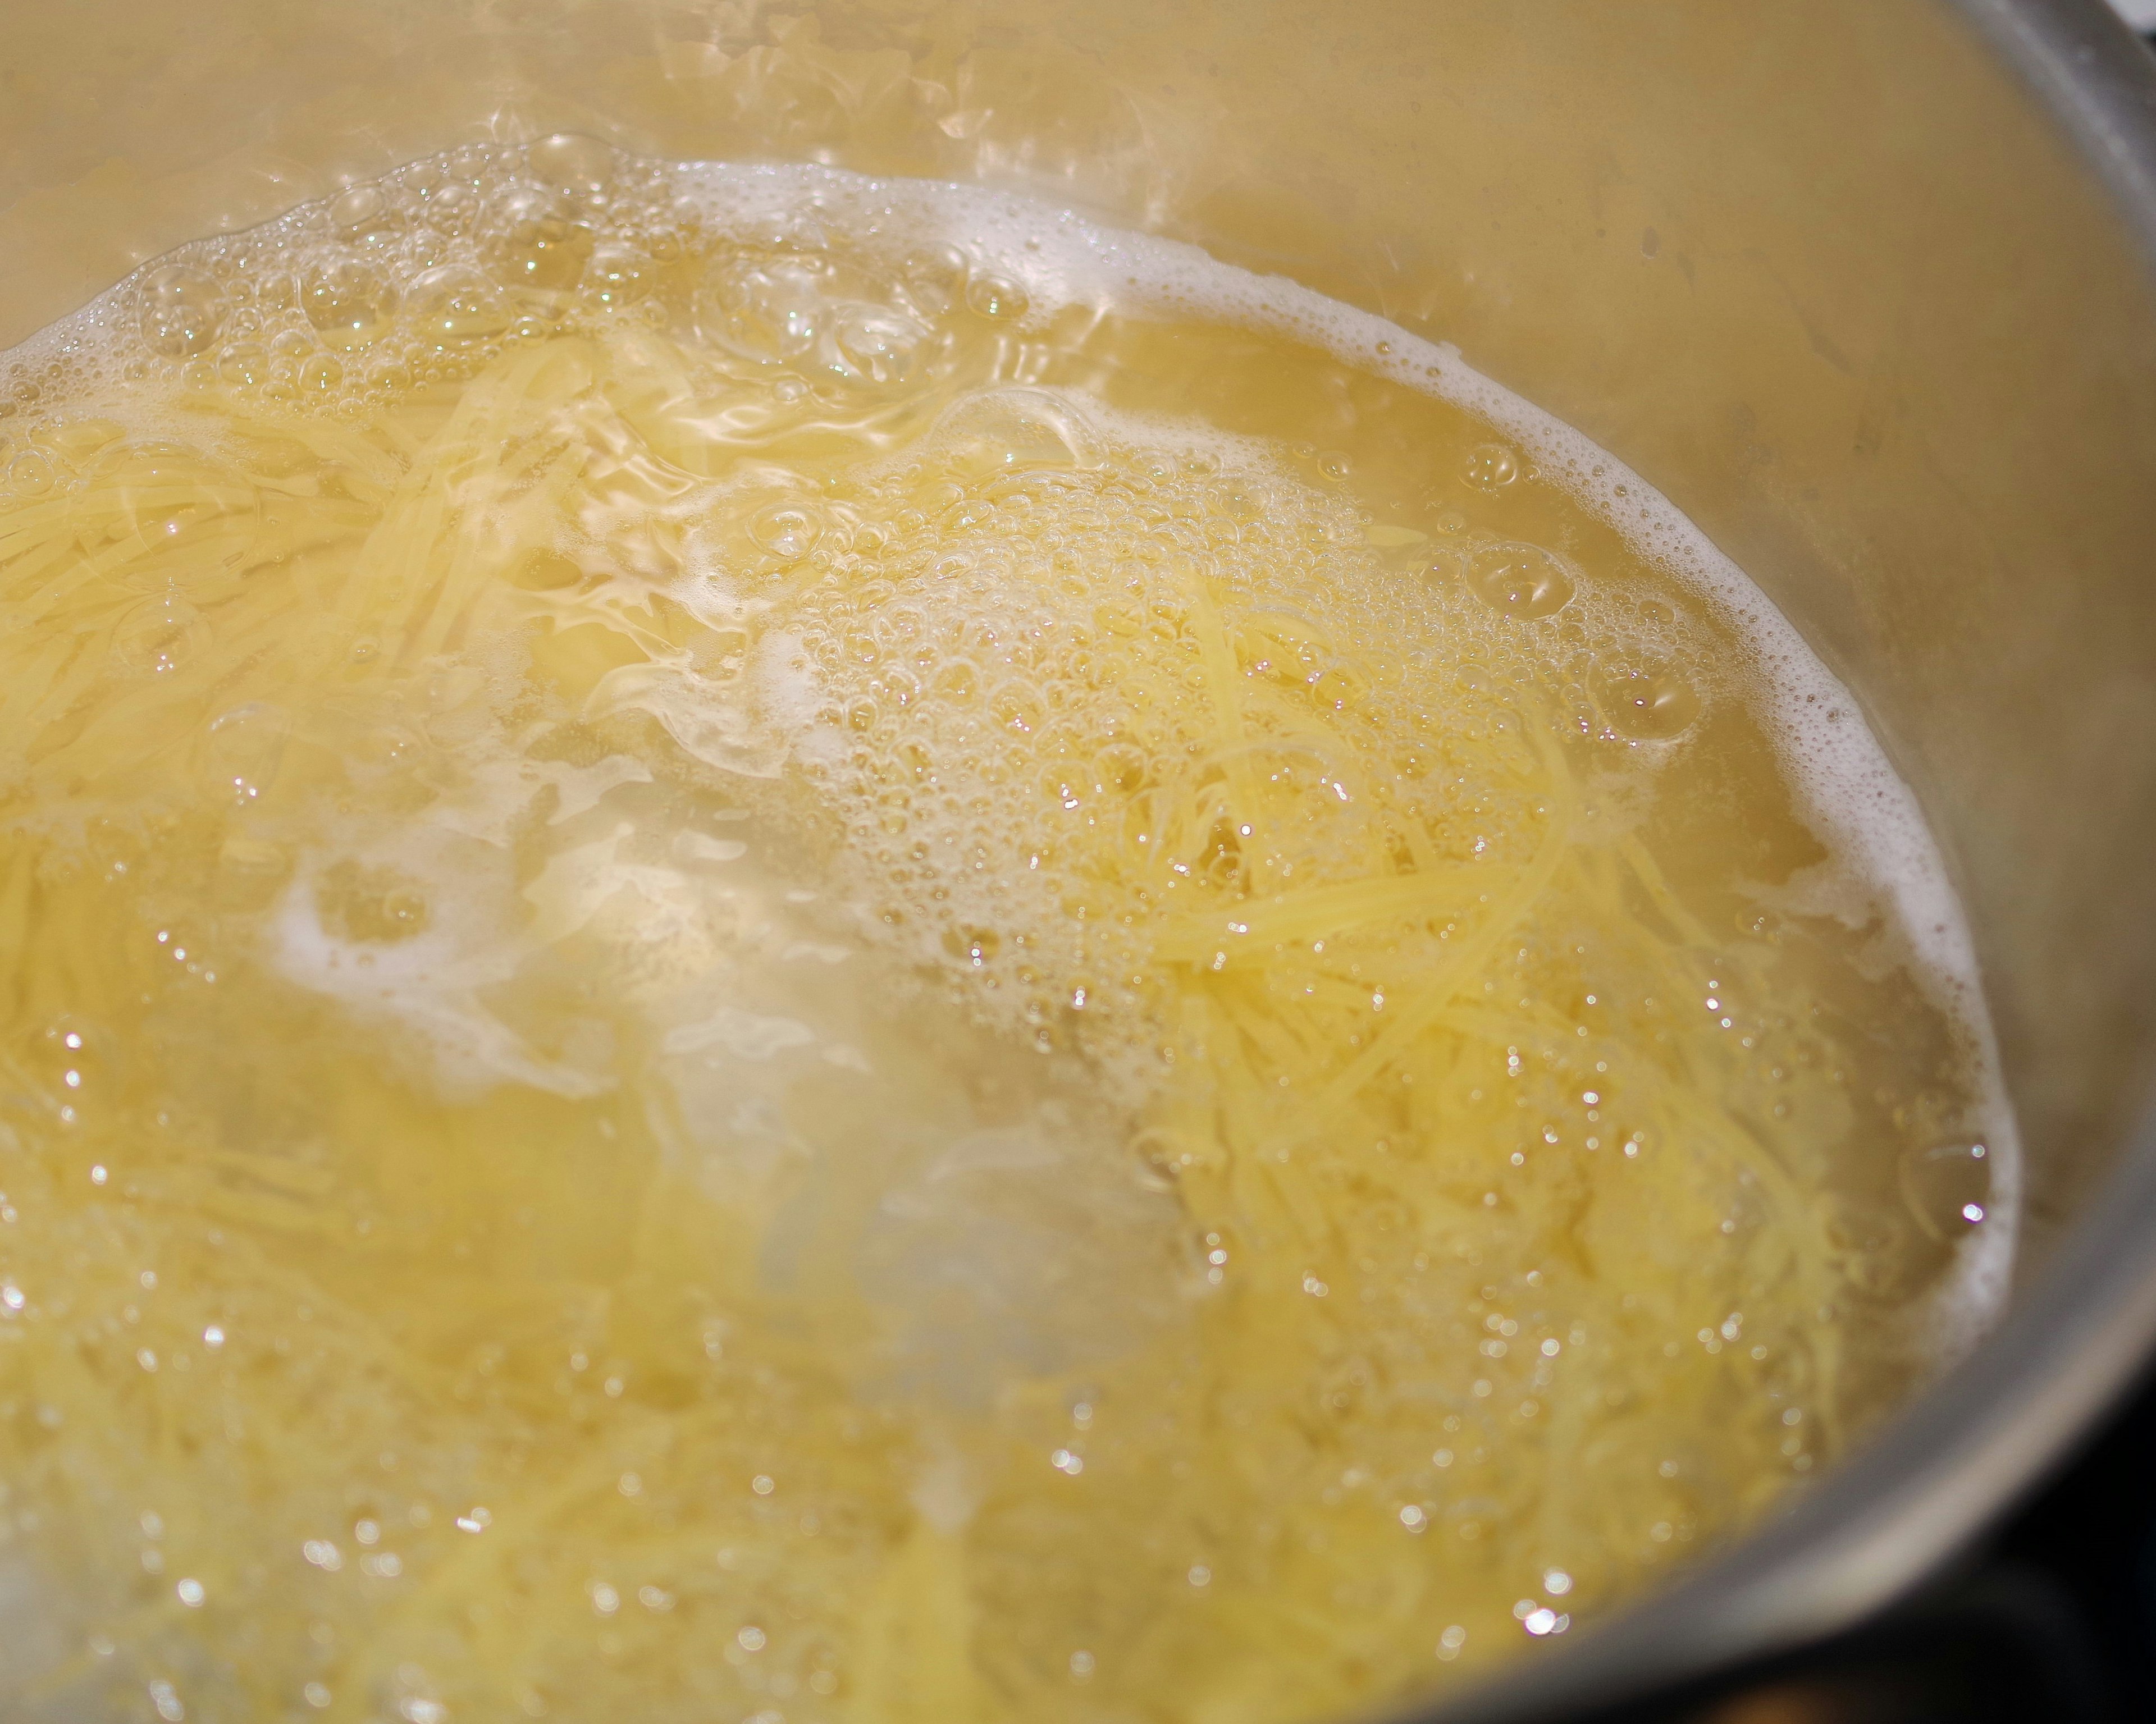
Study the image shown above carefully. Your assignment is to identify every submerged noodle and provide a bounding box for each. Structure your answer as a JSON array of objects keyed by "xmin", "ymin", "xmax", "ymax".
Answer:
[{"xmin": 0, "ymin": 147, "xmax": 2002, "ymax": 1724}]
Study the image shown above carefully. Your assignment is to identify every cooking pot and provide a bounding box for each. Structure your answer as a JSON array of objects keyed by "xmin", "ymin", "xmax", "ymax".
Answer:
[{"xmin": 4, "ymin": 2, "xmax": 2154, "ymax": 1717}]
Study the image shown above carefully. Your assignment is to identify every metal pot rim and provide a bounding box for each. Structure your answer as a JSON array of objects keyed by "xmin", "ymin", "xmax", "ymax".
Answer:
[{"xmin": 1414, "ymin": 4, "xmax": 2156, "ymax": 1717}]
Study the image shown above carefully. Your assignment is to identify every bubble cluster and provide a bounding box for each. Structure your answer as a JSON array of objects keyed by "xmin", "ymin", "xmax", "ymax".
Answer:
[
  {"xmin": 764, "ymin": 395, "xmax": 1711, "ymax": 1083},
  {"xmin": 0, "ymin": 139, "xmax": 992, "ymax": 426},
  {"xmin": 0, "ymin": 148, "xmax": 2018, "ymax": 1724}
]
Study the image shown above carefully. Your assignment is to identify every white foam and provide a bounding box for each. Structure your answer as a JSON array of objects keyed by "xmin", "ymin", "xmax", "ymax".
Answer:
[
  {"xmin": 667, "ymin": 161, "xmax": 2021, "ymax": 1348},
  {"xmin": 1, "ymin": 145, "xmax": 2021, "ymax": 1346},
  {"xmin": 668, "ymin": 166, "xmax": 1987, "ymax": 982},
  {"xmin": 270, "ymin": 826, "xmax": 613, "ymax": 1102}
]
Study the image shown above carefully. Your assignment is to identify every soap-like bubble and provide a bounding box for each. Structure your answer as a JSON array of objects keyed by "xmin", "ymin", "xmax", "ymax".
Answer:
[
  {"xmin": 832, "ymin": 304, "xmax": 933, "ymax": 386},
  {"xmin": 749, "ymin": 503, "xmax": 821, "ymax": 561},
  {"xmin": 6, "ymin": 450, "xmax": 54, "ymax": 497},
  {"xmin": 485, "ymin": 188, "xmax": 593, "ymax": 292},
  {"xmin": 588, "ymin": 245, "xmax": 651, "ymax": 308},
  {"xmin": 345, "ymin": 722, "xmax": 425, "ymax": 780},
  {"xmin": 528, "ymin": 133, "xmax": 617, "ymax": 197},
  {"xmin": 199, "ymin": 703, "xmax": 290, "ymax": 807},
  {"xmin": 315, "ymin": 858, "xmax": 431, "ymax": 944},
  {"xmin": 698, "ymin": 251, "xmax": 828, "ymax": 365},
  {"xmin": 1465, "ymin": 541, "xmax": 1575, "ymax": 618},
  {"xmin": 303, "ymin": 260, "xmax": 399, "ymax": 349},
  {"xmin": 329, "ymin": 185, "xmax": 401, "ymax": 247},
  {"xmin": 216, "ymin": 342, "xmax": 270, "ymax": 388},
  {"xmin": 964, "ymin": 274, "xmax": 1029, "ymax": 321},
  {"xmin": 933, "ymin": 388, "xmax": 1097, "ymax": 478},
  {"xmin": 112, "ymin": 592, "xmax": 209, "ymax": 675},
  {"xmin": 1592, "ymin": 660, "xmax": 1702, "ymax": 740},
  {"xmin": 1462, "ymin": 442, "xmax": 1520, "ymax": 491},
  {"xmin": 405, "ymin": 264, "xmax": 512, "ymax": 348},
  {"xmin": 139, "ymin": 265, "xmax": 225, "ymax": 359}
]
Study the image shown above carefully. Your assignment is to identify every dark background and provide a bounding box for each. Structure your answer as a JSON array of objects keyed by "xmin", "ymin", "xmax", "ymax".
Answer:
[{"xmin": 1545, "ymin": 1366, "xmax": 2156, "ymax": 1723}]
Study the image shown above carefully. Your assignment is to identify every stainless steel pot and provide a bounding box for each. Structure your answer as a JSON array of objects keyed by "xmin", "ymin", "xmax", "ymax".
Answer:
[{"xmin": 4, "ymin": 2, "xmax": 2154, "ymax": 1716}]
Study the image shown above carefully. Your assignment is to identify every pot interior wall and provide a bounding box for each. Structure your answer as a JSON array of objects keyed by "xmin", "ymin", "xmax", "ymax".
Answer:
[{"xmin": 4, "ymin": 0, "xmax": 2156, "ymax": 1680}]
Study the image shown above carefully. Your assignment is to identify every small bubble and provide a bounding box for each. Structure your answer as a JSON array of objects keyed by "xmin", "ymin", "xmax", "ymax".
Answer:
[
  {"xmin": 833, "ymin": 305, "xmax": 931, "ymax": 386},
  {"xmin": 7, "ymin": 450, "xmax": 55, "ymax": 497},
  {"xmin": 528, "ymin": 133, "xmax": 616, "ymax": 196},
  {"xmin": 1463, "ymin": 442, "xmax": 1521, "ymax": 490},
  {"xmin": 1465, "ymin": 542, "xmax": 1575, "ymax": 619},
  {"xmin": 588, "ymin": 245, "xmax": 650, "ymax": 307},
  {"xmin": 315, "ymin": 859, "xmax": 431, "ymax": 944},
  {"xmin": 198, "ymin": 702, "xmax": 289, "ymax": 805},
  {"xmin": 749, "ymin": 503, "xmax": 821, "ymax": 561},
  {"xmin": 140, "ymin": 264, "xmax": 226, "ymax": 359},
  {"xmin": 1898, "ymin": 1141, "xmax": 1993, "ymax": 1243},
  {"xmin": 896, "ymin": 244, "xmax": 969, "ymax": 316},
  {"xmin": 484, "ymin": 188, "xmax": 593, "ymax": 292},
  {"xmin": 303, "ymin": 260, "xmax": 399, "ymax": 350},
  {"xmin": 935, "ymin": 387, "xmax": 1093, "ymax": 477},
  {"xmin": 404, "ymin": 265, "xmax": 511, "ymax": 349},
  {"xmin": 699, "ymin": 252, "xmax": 828, "ymax": 365},
  {"xmin": 1592, "ymin": 661, "xmax": 1701, "ymax": 740},
  {"xmin": 965, "ymin": 275, "xmax": 1029, "ymax": 320},
  {"xmin": 330, "ymin": 185, "xmax": 400, "ymax": 246},
  {"xmin": 113, "ymin": 593, "xmax": 210, "ymax": 675}
]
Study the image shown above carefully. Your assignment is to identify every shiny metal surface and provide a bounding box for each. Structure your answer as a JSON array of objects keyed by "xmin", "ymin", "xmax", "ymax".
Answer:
[{"xmin": 3, "ymin": 1, "xmax": 2155, "ymax": 1714}]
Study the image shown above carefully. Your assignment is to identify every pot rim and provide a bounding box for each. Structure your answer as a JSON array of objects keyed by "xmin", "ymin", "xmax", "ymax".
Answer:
[{"xmin": 1412, "ymin": 4, "xmax": 2156, "ymax": 1718}]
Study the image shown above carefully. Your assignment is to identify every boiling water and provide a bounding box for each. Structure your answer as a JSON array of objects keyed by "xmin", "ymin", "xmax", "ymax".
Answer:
[{"xmin": 0, "ymin": 140, "xmax": 2015, "ymax": 1724}]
